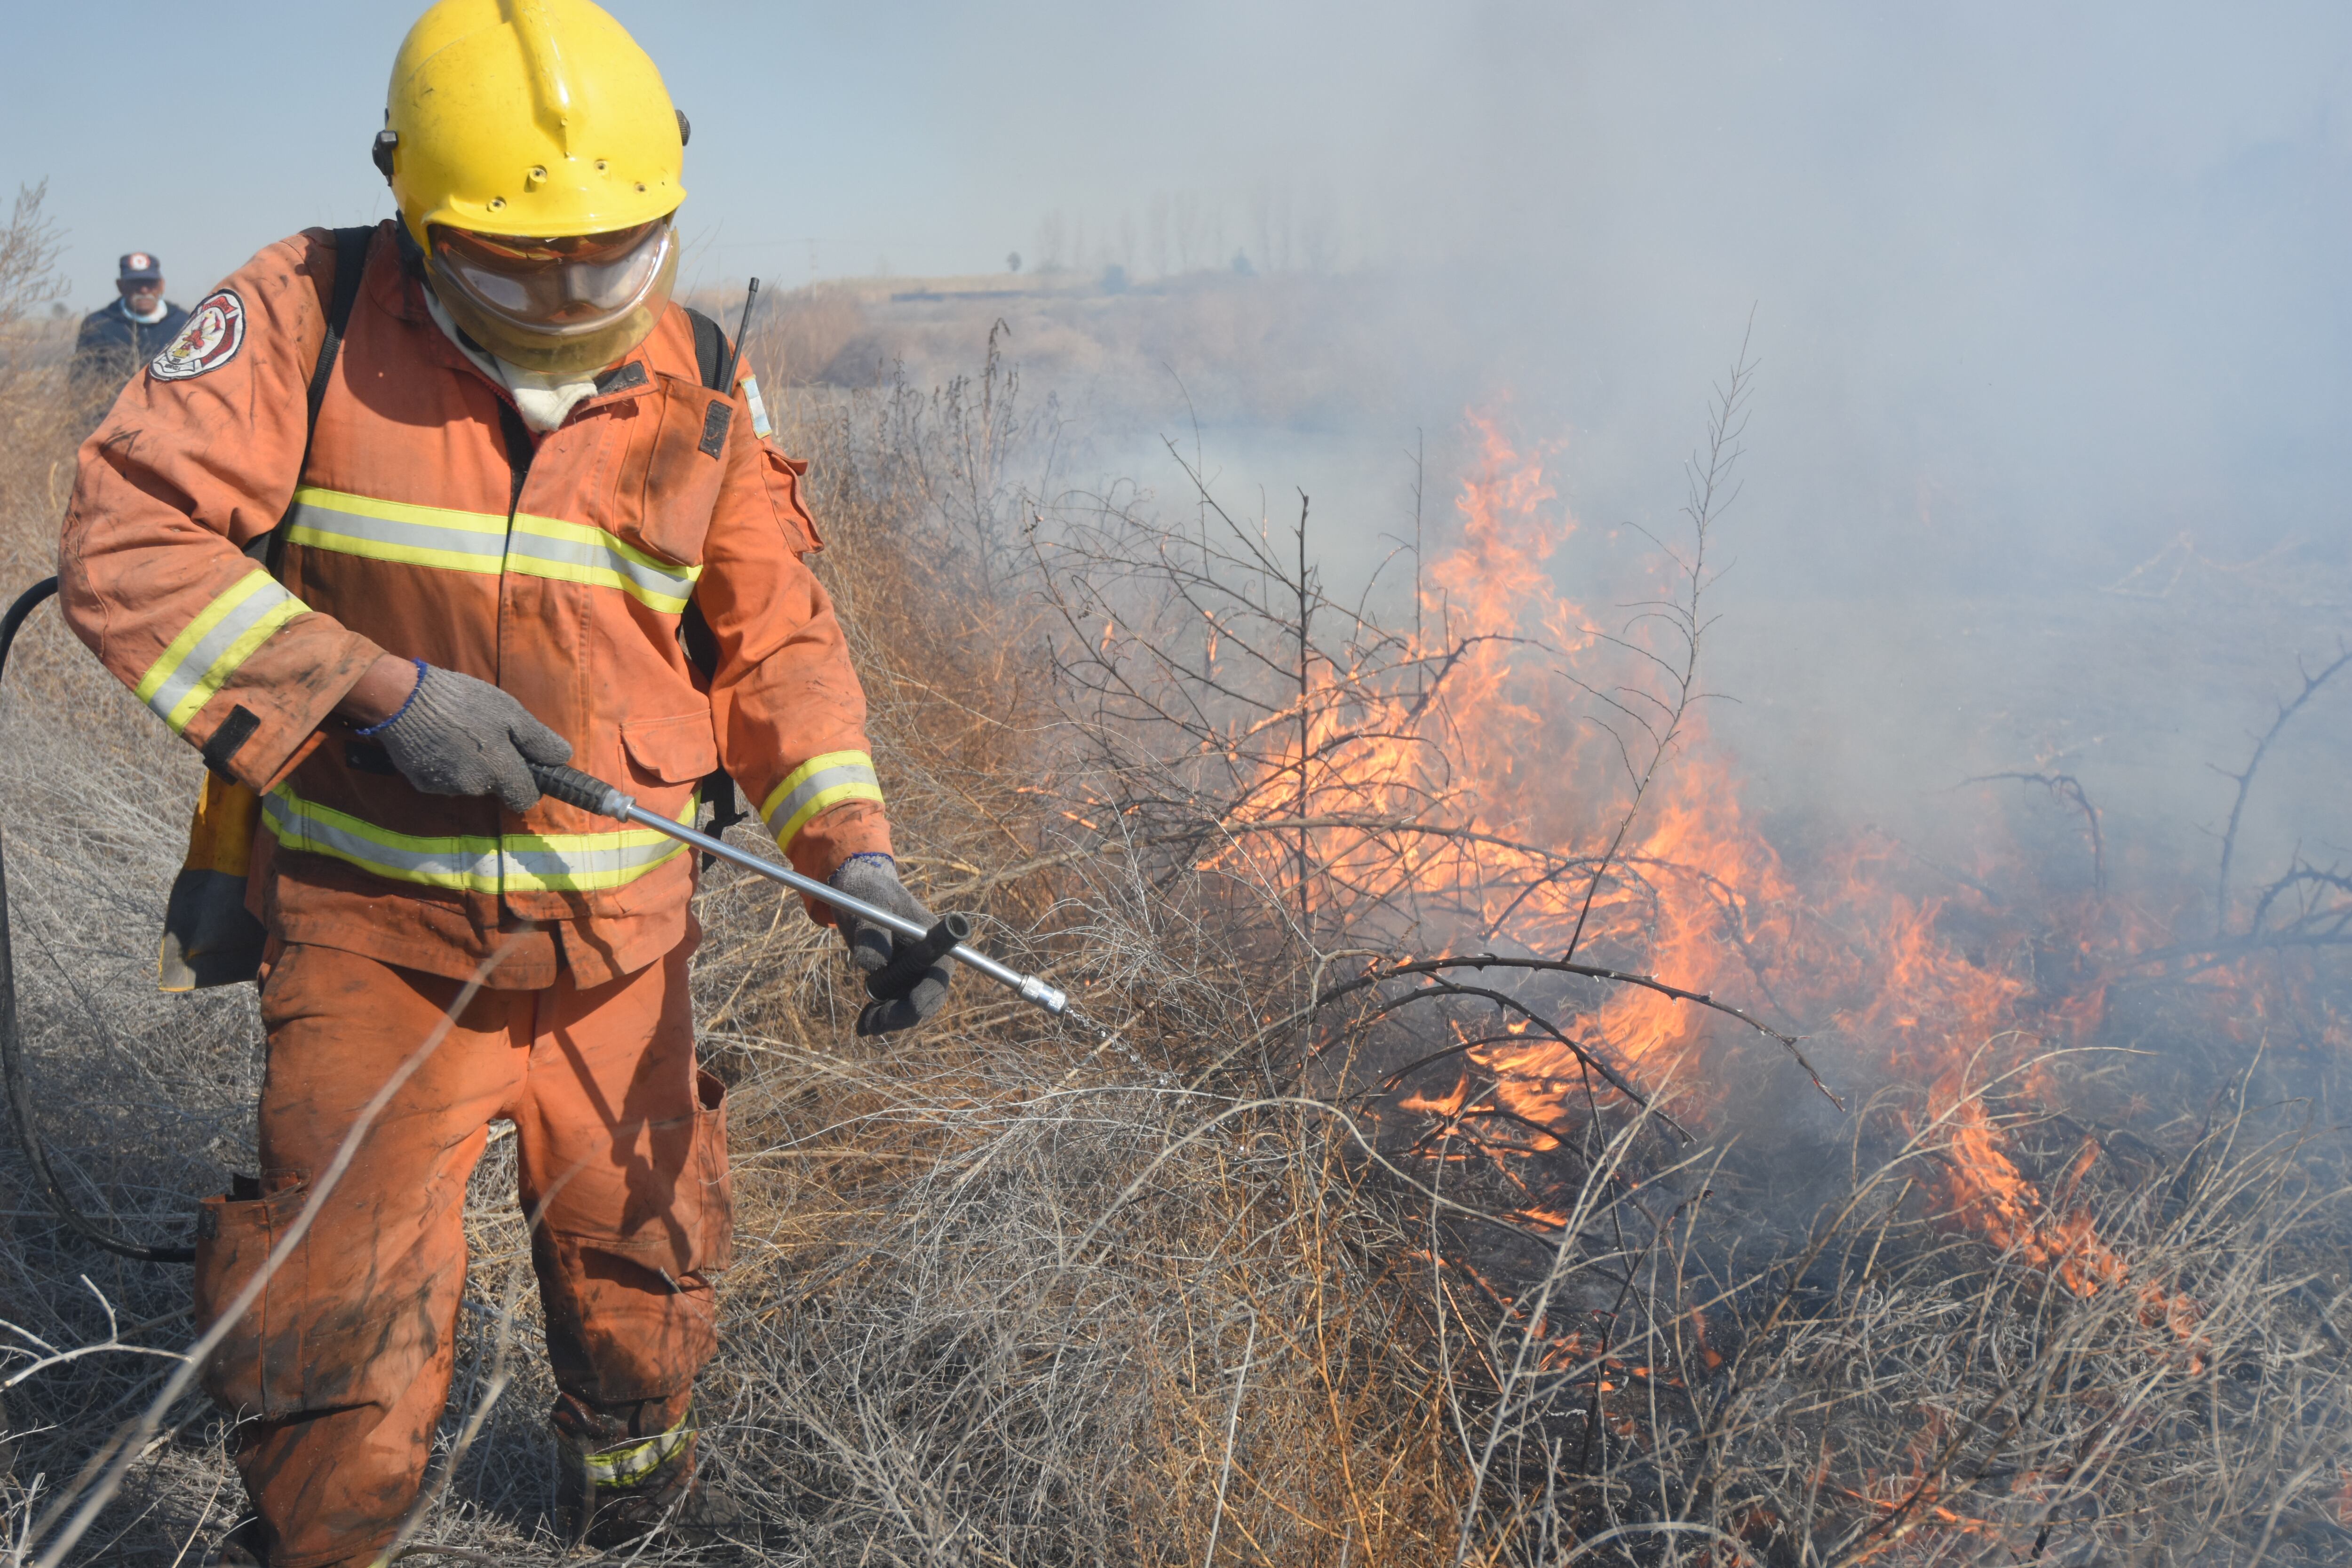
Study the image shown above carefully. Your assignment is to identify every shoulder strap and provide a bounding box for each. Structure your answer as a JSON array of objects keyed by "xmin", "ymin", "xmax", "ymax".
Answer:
[
  {"xmin": 680, "ymin": 577, "xmax": 744, "ymax": 843},
  {"xmin": 684, "ymin": 306, "xmax": 731, "ymax": 392},
  {"xmin": 679, "ymin": 306, "xmax": 746, "ymax": 846},
  {"xmin": 308, "ymin": 226, "xmax": 374, "ymax": 431},
  {"xmin": 260, "ymin": 225, "xmax": 374, "ymax": 576}
]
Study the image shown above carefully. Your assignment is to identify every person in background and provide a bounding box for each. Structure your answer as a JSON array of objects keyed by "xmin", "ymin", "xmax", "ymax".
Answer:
[{"xmin": 71, "ymin": 251, "xmax": 188, "ymax": 386}]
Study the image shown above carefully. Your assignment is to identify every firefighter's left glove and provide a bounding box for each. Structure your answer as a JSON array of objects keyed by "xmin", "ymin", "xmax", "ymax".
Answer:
[
  {"xmin": 829, "ymin": 853, "xmax": 952, "ymax": 1036},
  {"xmin": 372, "ymin": 664, "xmax": 573, "ymax": 815}
]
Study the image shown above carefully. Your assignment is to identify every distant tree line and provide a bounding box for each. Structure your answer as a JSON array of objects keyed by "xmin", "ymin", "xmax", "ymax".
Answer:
[{"xmin": 1026, "ymin": 179, "xmax": 1352, "ymax": 279}]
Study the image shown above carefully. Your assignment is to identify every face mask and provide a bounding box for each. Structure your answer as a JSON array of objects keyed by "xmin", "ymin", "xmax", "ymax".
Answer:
[{"xmin": 427, "ymin": 216, "xmax": 678, "ymax": 376}]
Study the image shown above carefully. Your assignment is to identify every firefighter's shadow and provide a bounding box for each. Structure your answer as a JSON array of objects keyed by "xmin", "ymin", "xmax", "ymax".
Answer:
[{"xmin": 435, "ymin": 1126, "xmax": 574, "ymax": 1547}]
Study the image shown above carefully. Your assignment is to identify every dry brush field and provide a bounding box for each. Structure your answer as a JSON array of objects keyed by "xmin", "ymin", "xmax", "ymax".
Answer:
[{"xmin": 1, "ymin": 188, "xmax": 2349, "ymax": 1566}]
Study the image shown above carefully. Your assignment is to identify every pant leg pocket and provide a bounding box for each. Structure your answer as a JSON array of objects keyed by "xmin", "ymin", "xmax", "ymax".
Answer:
[
  {"xmin": 550, "ymin": 1070, "xmax": 731, "ymax": 1281},
  {"xmin": 192, "ymin": 1172, "xmax": 310, "ymax": 1418},
  {"xmin": 687, "ymin": 1069, "xmax": 732, "ymax": 1275},
  {"xmin": 533, "ymin": 1075, "xmax": 729, "ymax": 1405}
]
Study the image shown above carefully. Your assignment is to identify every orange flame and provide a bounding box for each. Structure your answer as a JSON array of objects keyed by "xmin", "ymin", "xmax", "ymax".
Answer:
[{"xmin": 1216, "ymin": 408, "xmax": 2253, "ymax": 1327}]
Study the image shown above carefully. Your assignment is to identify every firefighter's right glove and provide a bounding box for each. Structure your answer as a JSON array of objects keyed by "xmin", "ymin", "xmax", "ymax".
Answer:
[
  {"xmin": 828, "ymin": 853, "xmax": 952, "ymax": 1036},
  {"xmin": 370, "ymin": 664, "xmax": 572, "ymax": 814}
]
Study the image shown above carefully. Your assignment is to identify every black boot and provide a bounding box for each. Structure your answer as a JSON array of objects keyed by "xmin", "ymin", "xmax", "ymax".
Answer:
[
  {"xmin": 552, "ymin": 1398, "xmax": 753, "ymax": 1552},
  {"xmin": 207, "ymin": 1519, "xmax": 268, "ymax": 1566}
]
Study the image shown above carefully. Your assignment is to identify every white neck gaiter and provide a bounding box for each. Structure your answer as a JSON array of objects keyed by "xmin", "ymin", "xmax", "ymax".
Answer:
[{"xmin": 421, "ymin": 287, "xmax": 604, "ymax": 435}]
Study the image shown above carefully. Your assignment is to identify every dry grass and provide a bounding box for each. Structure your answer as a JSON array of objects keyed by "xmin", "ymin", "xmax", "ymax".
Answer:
[
  {"xmin": 0, "ymin": 203, "xmax": 1459, "ymax": 1564},
  {"xmin": 0, "ymin": 184, "xmax": 2346, "ymax": 1568},
  {"xmin": 680, "ymin": 284, "xmax": 869, "ymax": 391},
  {"xmin": 752, "ymin": 266, "xmax": 1452, "ymax": 433},
  {"xmin": 754, "ymin": 290, "xmax": 867, "ymax": 390}
]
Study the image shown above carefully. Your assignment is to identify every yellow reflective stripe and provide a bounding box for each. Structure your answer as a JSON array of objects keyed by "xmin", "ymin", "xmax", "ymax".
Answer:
[
  {"xmin": 262, "ymin": 786, "xmax": 696, "ymax": 894},
  {"xmin": 133, "ymin": 571, "xmax": 308, "ymax": 733},
  {"xmin": 759, "ymin": 750, "xmax": 885, "ymax": 850},
  {"xmin": 507, "ymin": 514, "xmax": 702, "ymax": 613},
  {"xmin": 262, "ymin": 788, "xmax": 499, "ymax": 891},
  {"xmin": 287, "ymin": 486, "xmax": 702, "ymax": 613},
  {"xmin": 285, "ymin": 486, "xmax": 508, "ymax": 574},
  {"xmin": 584, "ymin": 1403, "xmax": 695, "ymax": 1488},
  {"xmin": 500, "ymin": 810, "xmax": 695, "ymax": 892}
]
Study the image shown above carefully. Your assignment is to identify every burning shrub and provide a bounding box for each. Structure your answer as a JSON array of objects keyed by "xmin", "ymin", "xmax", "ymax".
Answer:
[{"xmin": 1025, "ymin": 331, "xmax": 2352, "ymax": 1562}]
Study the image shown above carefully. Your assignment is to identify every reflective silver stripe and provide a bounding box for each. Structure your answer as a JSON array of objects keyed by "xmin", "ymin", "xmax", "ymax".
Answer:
[
  {"xmin": 262, "ymin": 790, "xmax": 501, "ymax": 891},
  {"xmin": 286, "ymin": 486, "xmax": 701, "ymax": 613},
  {"xmin": 758, "ymin": 751, "xmax": 885, "ymax": 849},
  {"xmin": 263, "ymin": 787, "xmax": 693, "ymax": 894},
  {"xmin": 506, "ymin": 515, "xmax": 701, "ymax": 613},
  {"xmin": 499, "ymin": 825, "xmax": 692, "ymax": 893},
  {"xmin": 133, "ymin": 571, "xmax": 308, "ymax": 733},
  {"xmin": 743, "ymin": 374, "xmax": 773, "ymax": 439},
  {"xmin": 283, "ymin": 487, "xmax": 508, "ymax": 574}
]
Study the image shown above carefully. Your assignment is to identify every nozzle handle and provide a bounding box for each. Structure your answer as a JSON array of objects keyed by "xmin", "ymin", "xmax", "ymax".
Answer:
[
  {"xmin": 866, "ymin": 912, "xmax": 973, "ymax": 1001},
  {"xmin": 530, "ymin": 761, "xmax": 632, "ymax": 819},
  {"xmin": 523, "ymin": 761, "xmax": 1071, "ymax": 1017}
]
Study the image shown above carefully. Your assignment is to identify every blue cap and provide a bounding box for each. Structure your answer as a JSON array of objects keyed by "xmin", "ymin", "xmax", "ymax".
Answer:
[{"xmin": 118, "ymin": 252, "xmax": 163, "ymax": 282}]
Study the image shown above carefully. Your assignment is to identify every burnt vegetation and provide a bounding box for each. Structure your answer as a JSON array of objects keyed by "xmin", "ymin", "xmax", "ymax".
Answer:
[{"xmin": 0, "ymin": 184, "xmax": 2347, "ymax": 1565}]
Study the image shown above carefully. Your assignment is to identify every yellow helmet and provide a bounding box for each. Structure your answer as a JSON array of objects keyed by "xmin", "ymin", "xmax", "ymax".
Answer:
[{"xmin": 378, "ymin": 0, "xmax": 688, "ymax": 374}]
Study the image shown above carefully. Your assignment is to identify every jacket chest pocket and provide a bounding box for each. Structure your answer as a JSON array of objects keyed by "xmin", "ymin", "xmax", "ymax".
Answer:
[
  {"xmin": 759, "ymin": 443, "xmax": 824, "ymax": 557},
  {"xmin": 612, "ymin": 374, "xmax": 734, "ymax": 567},
  {"xmin": 620, "ymin": 711, "xmax": 719, "ymax": 791}
]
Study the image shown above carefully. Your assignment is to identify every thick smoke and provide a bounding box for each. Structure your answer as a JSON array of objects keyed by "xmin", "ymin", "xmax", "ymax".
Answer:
[
  {"xmin": 792, "ymin": 1, "xmax": 2352, "ymax": 868},
  {"xmin": 679, "ymin": 1, "xmax": 2352, "ymax": 584}
]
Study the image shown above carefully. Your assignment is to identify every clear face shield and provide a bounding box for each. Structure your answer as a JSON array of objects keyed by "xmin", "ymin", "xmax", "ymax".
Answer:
[{"xmin": 426, "ymin": 215, "xmax": 679, "ymax": 377}]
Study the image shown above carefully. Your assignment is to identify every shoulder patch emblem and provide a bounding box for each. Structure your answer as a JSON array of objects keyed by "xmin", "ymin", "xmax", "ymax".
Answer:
[{"xmin": 149, "ymin": 288, "xmax": 246, "ymax": 381}]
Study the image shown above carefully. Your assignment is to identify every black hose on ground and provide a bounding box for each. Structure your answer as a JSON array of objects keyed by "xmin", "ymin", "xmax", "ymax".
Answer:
[{"xmin": 0, "ymin": 576, "xmax": 195, "ymax": 1264}]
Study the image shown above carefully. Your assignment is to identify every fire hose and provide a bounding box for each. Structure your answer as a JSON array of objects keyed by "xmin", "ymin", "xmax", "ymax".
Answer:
[
  {"xmin": 0, "ymin": 574, "xmax": 1069, "ymax": 1266},
  {"xmin": 0, "ymin": 577, "xmax": 186, "ymax": 1260}
]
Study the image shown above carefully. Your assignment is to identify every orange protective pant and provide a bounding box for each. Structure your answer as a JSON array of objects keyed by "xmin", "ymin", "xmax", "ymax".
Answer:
[{"xmin": 191, "ymin": 940, "xmax": 732, "ymax": 1568}]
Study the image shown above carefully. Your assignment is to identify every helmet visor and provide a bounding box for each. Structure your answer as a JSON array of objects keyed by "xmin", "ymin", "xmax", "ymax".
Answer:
[{"xmin": 430, "ymin": 217, "xmax": 675, "ymax": 340}]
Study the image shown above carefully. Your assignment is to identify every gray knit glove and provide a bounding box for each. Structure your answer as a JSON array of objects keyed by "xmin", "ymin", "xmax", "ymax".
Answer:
[
  {"xmin": 829, "ymin": 853, "xmax": 952, "ymax": 1035},
  {"xmin": 373, "ymin": 664, "xmax": 572, "ymax": 814}
]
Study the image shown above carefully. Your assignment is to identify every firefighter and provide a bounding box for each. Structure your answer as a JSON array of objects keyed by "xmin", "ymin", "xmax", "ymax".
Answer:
[{"xmin": 57, "ymin": 1, "xmax": 946, "ymax": 1561}]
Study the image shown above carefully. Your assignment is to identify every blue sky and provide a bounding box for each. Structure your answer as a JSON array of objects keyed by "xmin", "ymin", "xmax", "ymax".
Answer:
[
  {"xmin": 9, "ymin": 2, "xmax": 2352, "ymax": 582},
  {"xmin": 4, "ymin": 0, "xmax": 1448, "ymax": 301},
  {"xmin": 10, "ymin": 2, "xmax": 2350, "ymax": 309},
  {"xmin": 14, "ymin": 2, "xmax": 2332, "ymax": 291}
]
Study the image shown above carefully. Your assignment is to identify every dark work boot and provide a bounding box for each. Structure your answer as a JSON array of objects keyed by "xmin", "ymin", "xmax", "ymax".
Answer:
[
  {"xmin": 207, "ymin": 1519, "xmax": 268, "ymax": 1566},
  {"xmin": 552, "ymin": 1396, "xmax": 754, "ymax": 1552},
  {"xmin": 211, "ymin": 1515, "xmax": 395, "ymax": 1567}
]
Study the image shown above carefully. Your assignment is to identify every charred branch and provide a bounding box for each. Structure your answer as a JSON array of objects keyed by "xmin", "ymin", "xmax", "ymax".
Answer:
[
  {"xmin": 2213, "ymin": 641, "xmax": 2352, "ymax": 936},
  {"xmin": 1319, "ymin": 954, "xmax": 1842, "ymax": 1110},
  {"xmin": 1965, "ymin": 771, "xmax": 2106, "ymax": 894}
]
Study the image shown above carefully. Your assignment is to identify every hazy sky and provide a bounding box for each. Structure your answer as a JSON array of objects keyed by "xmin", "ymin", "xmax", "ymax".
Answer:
[
  {"xmin": 8, "ymin": 2, "xmax": 2351, "ymax": 586},
  {"xmin": 7, "ymin": 0, "xmax": 1478, "ymax": 297},
  {"xmin": 11, "ymin": 4, "xmax": 2346, "ymax": 291}
]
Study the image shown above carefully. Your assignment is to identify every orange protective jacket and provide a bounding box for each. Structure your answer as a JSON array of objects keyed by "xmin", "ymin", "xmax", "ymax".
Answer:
[{"xmin": 61, "ymin": 223, "xmax": 889, "ymax": 990}]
